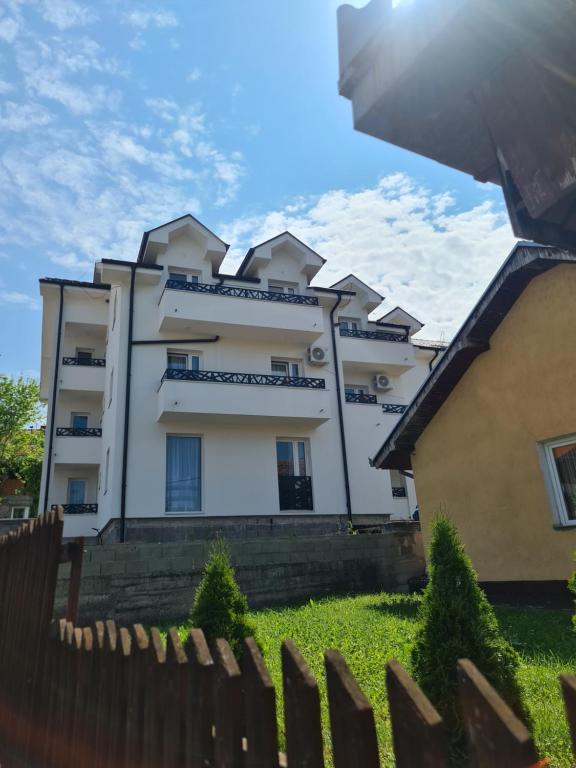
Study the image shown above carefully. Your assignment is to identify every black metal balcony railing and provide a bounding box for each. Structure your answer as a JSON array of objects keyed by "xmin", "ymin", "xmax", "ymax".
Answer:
[
  {"xmin": 339, "ymin": 328, "xmax": 409, "ymax": 343},
  {"xmin": 56, "ymin": 428, "xmax": 102, "ymax": 437},
  {"xmin": 162, "ymin": 368, "xmax": 326, "ymax": 389},
  {"xmin": 381, "ymin": 403, "xmax": 407, "ymax": 414},
  {"xmin": 62, "ymin": 504, "xmax": 98, "ymax": 515},
  {"xmin": 62, "ymin": 357, "xmax": 106, "ymax": 367},
  {"xmin": 345, "ymin": 392, "xmax": 377, "ymax": 404},
  {"xmin": 278, "ymin": 475, "xmax": 313, "ymax": 511},
  {"xmin": 392, "ymin": 487, "xmax": 407, "ymax": 498},
  {"xmin": 165, "ymin": 279, "xmax": 319, "ymax": 306}
]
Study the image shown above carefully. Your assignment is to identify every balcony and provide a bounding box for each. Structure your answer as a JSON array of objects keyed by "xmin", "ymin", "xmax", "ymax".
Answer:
[
  {"xmin": 278, "ymin": 476, "xmax": 313, "ymax": 511},
  {"xmin": 158, "ymin": 281, "xmax": 324, "ymax": 342},
  {"xmin": 59, "ymin": 357, "xmax": 106, "ymax": 394},
  {"xmin": 381, "ymin": 403, "xmax": 407, "ymax": 415},
  {"xmin": 54, "ymin": 430, "xmax": 101, "ymax": 464},
  {"xmin": 62, "ymin": 504, "xmax": 98, "ymax": 515},
  {"xmin": 158, "ymin": 368, "xmax": 330, "ymax": 426},
  {"xmin": 345, "ymin": 392, "xmax": 377, "ymax": 405},
  {"xmin": 339, "ymin": 329, "xmax": 415, "ymax": 374},
  {"xmin": 392, "ymin": 486, "xmax": 407, "ymax": 498}
]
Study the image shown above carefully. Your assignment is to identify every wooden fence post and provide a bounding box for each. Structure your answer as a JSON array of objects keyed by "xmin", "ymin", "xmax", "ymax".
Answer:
[
  {"xmin": 281, "ymin": 639, "xmax": 324, "ymax": 768},
  {"xmin": 560, "ymin": 675, "xmax": 576, "ymax": 760},
  {"xmin": 324, "ymin": 649, "xmax": 380, "ymax": 768},
  {"xmin": 185, "ymin": 628, "xmax": 214, "ymax": 768},
  {"xmin": 457, "ymin": 659, "xmax": 539, "ymax": 767},
  {"xmin": 242, "ymin": 637, "xmax": 280, "ymax": 768},
  {"xmin": 212, "ymin": 638, "xmax": 244, "ymax": 768},
  {"xmin": 385, "ymin": 659, "xmax": 447, "ymax": 768}
]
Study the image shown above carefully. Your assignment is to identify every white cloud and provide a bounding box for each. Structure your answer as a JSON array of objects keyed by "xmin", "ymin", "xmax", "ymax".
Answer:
[
  {"xmin": 0, "ymin": 79, "xmax": 13, "ymax": 95},
  {"xmin": 40, "ymin": 0, "xmax": 97, "ymax": 30},
  {"xmin": 0, "ymin": 15, "xmax": 19, "ymax": 42},
  {"xmin": 123, "ymin": 10, "xmax": 178, "ymax": 29},
  {"xmin": 50, "ymin": 252, "xmax": 93, "ymax": 271},
  {"xmin": 0, "ymin": 101, "xmax": 53, "ymax": 131},
  {"xmin": 0, "ymin": 290, "xmax": 38, "ymax": 310},
  {"xmin": 187, "ymin": 67, "xmax": 201, "ymax": 82},
  {"xmin": 219, "ymin": 174, "xmax": 515, "ymax": 340}
]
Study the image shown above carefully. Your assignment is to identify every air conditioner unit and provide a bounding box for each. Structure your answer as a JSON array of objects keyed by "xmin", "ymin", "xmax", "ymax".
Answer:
[
  {"xmin": 373, "ymin": 373, "xmax": 392, "ymax": 391},
  {"xmin": 308, "ymin": 346, "xmax": 329, "ymax": 365}
]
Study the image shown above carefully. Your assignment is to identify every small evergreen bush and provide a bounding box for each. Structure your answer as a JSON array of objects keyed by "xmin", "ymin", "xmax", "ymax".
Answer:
[
  {"xmin": 190, "ymin": 538, "xmax": 256, "ymax": 657},
  {"xmin": 411, "ymin": 515, "xmax": 529, "ymax": 740}
]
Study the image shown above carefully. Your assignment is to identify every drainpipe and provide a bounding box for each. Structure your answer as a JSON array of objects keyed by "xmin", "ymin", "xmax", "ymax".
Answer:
[
  {"xmin": 328, "ymin": 293, "xmax": 353, "ymax": 525},
  {"xmin": 43, "ymin": 283, "xmax": 64, "ymax": 515},
  {"xmin": 119, "ymin": 266, "xmax": 136, "ymax": 543},
  {"xmin": 428, "ymin": 347, "xmax": 441, "ymax": 371}
]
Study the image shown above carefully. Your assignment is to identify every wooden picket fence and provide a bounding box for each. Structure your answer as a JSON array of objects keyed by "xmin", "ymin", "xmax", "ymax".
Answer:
[{"xmin": 0, "ymin": 511, "xmax": 574, "ymax": 767}]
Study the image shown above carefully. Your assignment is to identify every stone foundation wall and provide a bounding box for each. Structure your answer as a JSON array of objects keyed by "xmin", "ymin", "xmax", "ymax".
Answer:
[
  {"xmin": 98, "ymin": 514, "xmax": 392, "ymax": 543},
  {"xmin": 55, "ymin": 526, "xmax": 425, "ymax": 625}
]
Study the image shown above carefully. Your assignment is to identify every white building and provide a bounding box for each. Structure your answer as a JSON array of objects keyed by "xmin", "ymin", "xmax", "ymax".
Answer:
[{"xmin": 38, "ymin": 215, "xmax": 443, "ymax": 541}]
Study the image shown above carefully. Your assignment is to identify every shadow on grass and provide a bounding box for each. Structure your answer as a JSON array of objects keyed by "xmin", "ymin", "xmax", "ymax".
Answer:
[
  {"xmin": 495, "ymin": 606, "xmax": 576, "ymax": 665},
  {"xmin": 364, "ymin": 593, "xmax": 421, "ymax": 620}
]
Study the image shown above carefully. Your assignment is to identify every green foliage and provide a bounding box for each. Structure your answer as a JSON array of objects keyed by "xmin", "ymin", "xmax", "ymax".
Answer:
[
  {"xmin": 411, "ymin": 516, "xmax": 530, "ymax": 741},
  {"xmin": 190, "ymin": 539, "xmax": 256, "ymax": 657},
  {"xmin": 569, "ymin": 566, "xmax": 576, "ymax": 632},
  {"xmin": 1, "ymin": 428, "xmax": 44, "ymax": 510},
  {"xmin": 0, "ymin": 376, "xmax": 42, "ymax": 464}
]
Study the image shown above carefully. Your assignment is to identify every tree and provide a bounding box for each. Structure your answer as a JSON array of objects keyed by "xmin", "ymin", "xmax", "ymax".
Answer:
[
  {"xmin": 0, "ymin": 377, "xmax": 44, "ymax": 512},
  {"xmin": 0, "ymin": 376, "xmax": 42, "ymax": 467},
  {"xmin": 190, "ymin": 539, "xmax": 256, "ymax": 657},
  {"xmin": 411, "ymin": 516, "xmax": 529, "ymax": 744}
]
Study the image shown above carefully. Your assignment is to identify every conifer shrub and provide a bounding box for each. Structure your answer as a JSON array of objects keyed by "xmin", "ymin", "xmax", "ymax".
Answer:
[
  {"xmin": 190, "ymin": 538, "xmax": 256, "ymax": 657},
  {"xmin": 411, "ymin": 515, "xmax": 530, "ymax": 740}
]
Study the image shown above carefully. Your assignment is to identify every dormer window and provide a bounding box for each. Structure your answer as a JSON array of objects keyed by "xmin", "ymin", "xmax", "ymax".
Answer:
[
  {"xmin": 268, "ymin": 282, "xmax": 296, "ymax": 295},
  {"xmin": 340, "ymin": 318, "xmax": 361, "ymax": 331},
  {"xmin": 168, "ymin": 272, "xmax": 199, "ymax": 284}
]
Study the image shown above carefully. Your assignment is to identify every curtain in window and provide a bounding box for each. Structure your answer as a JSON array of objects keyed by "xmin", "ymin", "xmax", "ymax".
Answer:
[
  {"xmin": 166, "ymin": 436, "xmax": 201, "ymax": 512},
  {"xmin": 68, "ymin": 480, "xmax": 86, "ymax": 504},
  {"xmin": 554, "ymin": 443, "xmax": 576, "ymax": 520}
]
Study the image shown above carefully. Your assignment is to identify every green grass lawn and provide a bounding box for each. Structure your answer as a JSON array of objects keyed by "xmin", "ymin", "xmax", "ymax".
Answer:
[{"xmin": 243, "ymin": 593, "xmax": 575, "ymax": 767}]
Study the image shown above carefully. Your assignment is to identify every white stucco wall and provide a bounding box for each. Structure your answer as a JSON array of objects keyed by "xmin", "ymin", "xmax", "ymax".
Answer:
[{"xmin": 39, "ymin": 224, "xmax": 440, "ymax": 536}]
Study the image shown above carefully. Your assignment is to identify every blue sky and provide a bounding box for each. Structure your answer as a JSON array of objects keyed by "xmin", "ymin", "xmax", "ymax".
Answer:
[{"xmin": 0, "ymin": 0, "xmax": 515, "ymax": 378}]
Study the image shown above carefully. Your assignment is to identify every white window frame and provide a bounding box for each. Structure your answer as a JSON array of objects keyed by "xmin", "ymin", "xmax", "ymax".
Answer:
[
  {"xmin": 167, "ymin": 351, "xmax": 201, "ymax": 371},
  {"xmin": 112, "ymin": 291, "xmax": 117, "ymax": 330},
  {"xmin": 271, "ymin": 358, "xmax": 301, "ymax": 377},
  {"xmin": 105, "ymin": 448, "xmax": 110, "ymax": 494},
  {"xmin": 67, "ymin": 478, "xmax": 87, "ymax": 505},
  {"xmin": 344, "ymin": 384, "xmax": 368, "ymax": 396},
  {"xmin": 539, "ymin": 434, "xmax": 576, "ymax": 528},
  {"xmin": 76, "ymin": 347, "xmax": 94, "ymax": 360},
  {"xmin": 165, "ymin": 434, "xmax": 203, "ymax": 515},
  {"xmin": 108, "ymin": 368, "xmax": 114, "ymax": 408},
  {"xmin": 339, "ymin": 317, "xmax": 361, "ymax": 331},
  {"xmin": 268, "ymin": 281, "xmax": 297, "ymax": 295},
  {"xmin": 276, "ymin": 438, "xmax": 310, "ymax": 477},
  {"xmin": 71, "ymin": 412, "xmax": 90, "ymax": 429},
  {"xmin": 168, "ymin": 270, "xmax": 200, "ymax": 285},
  {"xmin": 10, "ymin": 506, "xmax": 30, "ymax": 520}
]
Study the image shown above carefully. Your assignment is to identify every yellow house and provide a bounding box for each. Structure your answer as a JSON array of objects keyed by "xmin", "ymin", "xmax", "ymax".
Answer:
[{"xmin": 374, "ymin": 243, "xmax": 576, "ymax": 601}]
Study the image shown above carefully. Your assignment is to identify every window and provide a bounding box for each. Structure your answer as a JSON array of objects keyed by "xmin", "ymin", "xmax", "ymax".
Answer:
[
  {"xmin": 105, "ymin": 448, "xmax": 110, "ymax": 494},
  {"xmin": 168, "ymin": 272, "xmax": 199, "ymax": 284},
  {"xmin": 269, "ymin": 282, "xmax": 296, "ymax": 294},
  {"xmin": 541, "ymin": 435, "xmax": 576, "ymax": 527},
  {"xmin": 276, "ymin": 439, "xmax": 313, "ymax": 511},
  {"xmin": 76, "ymin": 348, "xmax": 93, "ymax": 361},
  {"xmin": 112, "ymin": 291, "xmax": 117, "ymax": 330},
  {"xmin": 108, "ymin": 369, "xmax": 114, "ymax": 407},
  {"xmin": 11, "ymin": 506, "xmax": 30, "ymax": 520},
  {"xmin": 271, "ymin": 359, "xmax": 300, "ymax": 377},
  {"xmin": 344, "ymin": 385, "xmax": 367, "ymax": 397},
  {"xmin": 166, "ymin": 436, "xmax": 202, "ymax": 513},
  {"xmin": 67, "ymin": 479, "xmax": 86, "ymax": 505},
  {"xmin": 339, "ymin": 318, "xmax": 361, "ymax": 331},
  {"xmin": 167, "ymin": 352, "xmax": 200, "ymax": 371},
  {"xmin": 71, "ymin": 413, "xmax": 89, "ymax": 429}
]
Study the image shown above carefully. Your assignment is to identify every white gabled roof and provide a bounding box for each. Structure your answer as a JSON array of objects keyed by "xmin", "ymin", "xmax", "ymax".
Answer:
[
  {"xmin": 138, "ymin": 214, "xmax": 229, "ymax": 271},
  {"xmin": 237, "ymin": 232, "xmax": 326, "ymax": 281},
  {"xmin": 330, "ymin": 274, "xmax": 383, "ymax": 313}
]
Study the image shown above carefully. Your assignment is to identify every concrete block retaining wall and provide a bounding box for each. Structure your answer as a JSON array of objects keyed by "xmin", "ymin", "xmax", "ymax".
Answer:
[{"xmin": 55, "ymin": 528, "xmax": 425, "ymax": 625}]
